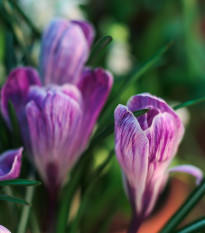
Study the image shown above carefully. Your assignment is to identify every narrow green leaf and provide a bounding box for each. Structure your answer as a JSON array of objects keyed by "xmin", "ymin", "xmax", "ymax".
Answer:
[
  {"xmin": 133, "ymin": 108, "xmax": 149, "ymax": 117},
  {"xmin": 91, "ymin": 150, "xmax": 114, "ymax": 178},
  {"xmin": 56, "ymin": 168, "xmax": 83, "ymax": 233},
  {"xmin": 99, "ymin": 42, "xmax": 172, "ymax": 127},
  {"xmin": 7, "ymin": 0, "xmax": 41, "ymax": 37},
  {"xmin": 175, "ymin": 218, "xmax": 205, "ymax": 233},
  {"xmin": 115, "ymin": 41, "xmax": 173, "ymax": 97},
  {"xmin": 0, "ymin": 194, "xmax": 29, "ymax": 205},
  {"xmin": 0, "ymin": 179, "xmax": 41, "ymax": 187},
  {"xmin": 160, "ymin": 178, "xmax": 205, "ymax": 233},
  {"xmin": 87, "ymin": 36, "xmax": 112, "ymax": 66},
  {"xmin": 17, "ymin": 186, "xmax": 35, "ymax": 233},
  {"xmin": 8, "ymin": 100, "xmax": 22, "ymax": 146},
  {"xmin": 69, "ymin": 180, "xmax": 97, "ymax": 233},
  {"xmin": 96, "ymin": 197, "xmax": 120, "ymax": 233},
  {"xmin": 173, "ymin": 97, "xmax": 205, "ymax": 110},
  {"xmin": 69, "ymin": 150, "xmax": 115, "ymax": 233}
]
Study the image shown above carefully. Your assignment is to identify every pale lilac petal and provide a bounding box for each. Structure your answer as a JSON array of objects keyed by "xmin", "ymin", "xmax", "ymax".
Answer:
[
  {"xmin": 40, "ymin": 19, "xmax": 89, "ymax": 85},
  {"xmin": 0, "ymin": 225, "xmax": 11, "ymax": 233},
  {"xmin": 77, "ymin": 68, "xmax": 113, "ymax": 151},
  {"xmin": 145, "ymin": 112, "xmax": 184, "ymax": 163},
  {"xmin": 1, "ymin": 67, "xmax": 41, "ymax": 127},
  {"xmin": 143, "ymin": 161, "xmax": 169, "ymax": 216},
  {"xmin": 114, "ymin": 104, "xmax": 149, "ymax": 215},
  {"xmin": 0, "ymin": 148, "xmax": 23, "ymax": 181},
  {"xmin": 71, "ymin": 20, "xmax": 95, "ymax": 47},
  {"xmin": 26, "ymin": 91, "xmax": 82, "ymax": 191},
  {"xmin": 169, "ymin": 165, "xmax": 203, "ymax": 185},
  {"xmin": 28, "ymin": 84, "xmax": 83, "ymax": 109},
  {"xmin": 127, "ymin": 93, "xmax": 182, "ymax": 131}
]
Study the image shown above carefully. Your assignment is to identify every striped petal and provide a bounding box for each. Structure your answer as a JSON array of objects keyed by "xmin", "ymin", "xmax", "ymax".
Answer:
[
  {"xmin": 26, "ymin": 89, "xmax": 82, "ymax": 191},
  {"xmin": 0, "ymin": 148, "xmax": 23, "ymax": 181},
  {"xmin": 71, "ymin": 20, "xmax": 95, "ymax": 47},
  {"xmin": 40, "ymin": 19, "xmax": 89, "ymax": 85},
  {"xmin": 145, "ymin": 112, "xmax": 184, "ymax": 163},
  {"xmin": 169, "ymin": 165, "xmax": 203, "ymax": 185},
  {"xmin": 77, "ymin": 68, "xmax": 113, "ymax": 152},
  {"xmin": 127, "ymin": 93, "xmax": 182, "ymax": 131},
  {"xmin": 1, "ymin": 67, "xmax": 41, "ymax": 127},
  {"xmin": 114, "ymin": 104, "xmax": 149, "ymax": 215}
]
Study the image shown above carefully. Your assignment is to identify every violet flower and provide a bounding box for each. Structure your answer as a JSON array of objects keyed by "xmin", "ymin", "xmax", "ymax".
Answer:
[
  {"xmin": 1, "ymin": 19, "xmax": 113, "ymax": 193},
  {"xmin": 0, "ymin": 148, "xmax": 23, "ymax": 181},
  {"xmin": 114, "ymin": 93, "xmax": 203, "ymax": 233},
  {"xmin": 0, "ymin": 225, "xmax": 11, "ymax": 233}
]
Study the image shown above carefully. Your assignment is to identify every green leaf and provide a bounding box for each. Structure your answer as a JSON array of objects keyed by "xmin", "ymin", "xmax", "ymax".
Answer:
[
  {"xmin": 173, "ymin": 97, "xmax": 205, "ymax": 110},
  {"xmin": 8, "ymin": 100, "xmax": 22, "ymax": 146},
  {"xmin": 17, "ymin": 186, "xmax": 35, "ymax": 233},
  {"xmin": 115, "ymin": 41, "xmax": 172, "ymax": 97},
  {"xmin": 87, "ymin": 36, "xmax": 113, "ymax": 66},
  {"xmin": 99, "ymin": 42, "xmax": 172, "ymax": 128},
  {"xmin": 56, "ymin": 168, "xmax": 83, "ymax": 233},
  {"xmin": 0, "ymin": 179, "xmax": 41, "ymax": 187},
  {"xmin": 175, "ymin": 218, "xmax": 205, "ymax": 233},
  {"xmin": 0, "ymin": 194, "xmax": 29, "ymax": 205},
  {"xmin": 69, "ymin": 150, "xmax": 115, "ymax": 233},
  {"xmin": 7, "ymin": 0, "xmax": 41, "ymax": 37},
  {"xmin": 160, "ymin": 178, "xmax": 205, "ymax": 233},
  {"xmin": 133, "ymin": 108, "xmax": 149, "ymax": 117}
]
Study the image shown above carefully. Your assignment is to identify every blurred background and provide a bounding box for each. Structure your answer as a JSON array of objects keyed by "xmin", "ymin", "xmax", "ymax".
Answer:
[{"xmin": 0, "ymin": 0, "xmax": 205, "ymax": 232}]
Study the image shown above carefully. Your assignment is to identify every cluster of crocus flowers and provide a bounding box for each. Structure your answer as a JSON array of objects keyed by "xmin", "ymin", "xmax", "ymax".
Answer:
[
  {"xmin": 1, "ymin": 19, "xmax": 113, "ymax": 194},
  {"xmin": 114, "ymin": 93, "xmax": 203, "ymax": 233}
]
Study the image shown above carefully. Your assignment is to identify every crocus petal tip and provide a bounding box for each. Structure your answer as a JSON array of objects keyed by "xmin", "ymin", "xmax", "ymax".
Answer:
[{"xmin": 169, "ymin": 164, "xmax": 203, "ymax": 185}]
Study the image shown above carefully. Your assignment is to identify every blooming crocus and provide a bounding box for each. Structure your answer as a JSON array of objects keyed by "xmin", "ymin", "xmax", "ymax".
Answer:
[
  {"xmin": 0, "ymin": 225, "xmax": 11, "ymax": 233},
  {"xmin": 114, "ymin": 93, "xmax": 203, "ymax": 233},
  {"xmin": 1, "ymin": 19, "xmax": 113, "ymax": 193},
  {"xmin": 0, "ymin": 148, "xmax": 23, "ymax": 181}
]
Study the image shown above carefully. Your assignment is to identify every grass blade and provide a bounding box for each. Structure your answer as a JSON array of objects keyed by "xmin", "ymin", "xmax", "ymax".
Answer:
[
  {"xmin": 87, "ymin": 36, "xmax": 112, "ymax": 66},
  {"xmin": 0, "ymin": 194, "xmax": 29, "ymax": 205},
  {"xmin": 0, "ymin": 179, "xmax": 41, "ymax": 187},
  {"xmin": 175, "ymin": 218, "xmax": 205, "ymax": 233},
  {"xmin": 8, "ymin": 101, "xmax": 22, "ymax": 146},
  {"xmin": 7, "ymin": 0, "xmax": 41, "ymax": 37},
  {"xmin": 17, "ymin": 186, "xmax": 35, "ymax": 233},
  {"xmin": 56, "ymin": 168, "xmax": 83, "ymax": 233},
  {"xmin": 173, "ymin": 97, "xmax": 205, "ymax": 110},
  {"xmin": 160, "ymin": 178, "xmax": 205, "ymax": 233},
  {"xmin": 99, "ymin": 42, "xmax": 172, "ymax": 127}
]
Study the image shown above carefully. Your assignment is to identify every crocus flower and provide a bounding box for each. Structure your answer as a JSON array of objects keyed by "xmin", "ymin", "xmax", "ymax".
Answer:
[
  {"xmin": 0, "ymin": 225, "xmax": 11, "ymax": 233},
  {"xmin": 0, "ymin": 148, "xmax": 23, "ymax": 181},
  {"xmin": 1, "ymin": 19, "xmax": 113, "ymax": 193},
  {"xmin": 114, "ymin": 93, "xmax": 203, "ymax": 233}
]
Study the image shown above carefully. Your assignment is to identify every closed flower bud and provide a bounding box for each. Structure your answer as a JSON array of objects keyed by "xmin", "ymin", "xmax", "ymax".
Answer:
[{"xmin": 114, "ymin": 93, "xmax": 202, "ymax": 232}]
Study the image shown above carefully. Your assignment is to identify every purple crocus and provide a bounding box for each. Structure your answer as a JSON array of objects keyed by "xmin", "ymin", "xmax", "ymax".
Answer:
[
  {"xmin": 0, "ymin": 225, "xmax": 11, "ymax": 233},
  {"xmin": 1, "ymin": 19, "xmax": 113, "ymax": 193},
  {"xmin": 0, "ymin": 148, "xmax": 23, "ymax": 181},
  {"xmin": 114, "ymin": 93, "xmax": 203, "ymax": 233}
]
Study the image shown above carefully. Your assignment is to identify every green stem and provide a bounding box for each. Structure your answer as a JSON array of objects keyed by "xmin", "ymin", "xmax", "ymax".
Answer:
[
  {"xmin": 30, "ymin": 211, "xmax": 41, "ymax": 233},
  {"xmin": 56, "ymin": 168, "xmax": 83, "ymax": 233},
  {"xmin": 16, "ymin": 186, "xmax": 35, "ymax": 233},
  {"xmin": 175, "ymin": 218, "xmax": 205, "ymax": 233},
  {"xmin": 160, "ymin": 178, "xmax": 205, "ymax": 233}
]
